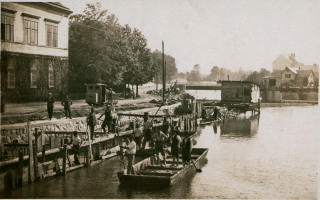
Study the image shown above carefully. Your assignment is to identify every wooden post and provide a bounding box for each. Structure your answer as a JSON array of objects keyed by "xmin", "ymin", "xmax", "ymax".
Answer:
[
  {"xmin": 62, "ymin": 144, "xmax": 67, "ymax": 175},
  {"xmin": 85, "ymin": 146, "xmax": 91, "ymax": 167},
  {"xmin": 27, "ymin": 122, "xmax": 35, "ymax": 183},
  {"xmin": 42, "ymin": 145, "xmax": 46, "ymax": 163},
  {"xmin": 17, "ymin": 151, "xmax": 23, "ymax": 186},
  {"xmin": 33, "ymin": 146, "xmax": 39, "ymax": 181}
]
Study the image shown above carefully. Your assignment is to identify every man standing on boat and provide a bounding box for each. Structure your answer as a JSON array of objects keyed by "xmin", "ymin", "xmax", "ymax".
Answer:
[
  {"xmin": 87, "ymin": 108, "xmax": 96, "ymax": 140},
  {"xmin": 98, "ymin": 104, "xmax": 113, "ymax": 135},
  {"xmin": 162, "ymin": 117, "xmax": 170, "ymax": 136},
  {"xmin": 170, "ymin": 130, "xmax": 182, "ymax": 166},
  {"xmin": 142, "ymin": 113, "xmax": 153, "ymax": 149},
  {"xmin": 182, "ymin": 136, "xmax": 193, "ymax": 167},
  {"xmin": 123, "ymin": 135, "xmax": 136, "ymax": 174},
  {"xmin": 153, "ymin": 129, "xmax": 168, "ymax": 165},
  {"xmin": 71, "ymin": 131, "xmax": 81, "ymax": 165},
  {"xmin": 133, "ymin": 123, "xmax": 143, "ymax": 149}
]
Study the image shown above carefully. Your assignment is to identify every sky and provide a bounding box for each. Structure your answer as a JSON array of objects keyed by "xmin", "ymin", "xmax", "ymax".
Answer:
[{"xmin": 60, "ymin": 0, "xmax": 320, "ymax": 74}]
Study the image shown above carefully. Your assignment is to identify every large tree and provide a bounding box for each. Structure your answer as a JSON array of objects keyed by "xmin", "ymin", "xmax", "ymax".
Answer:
[
  {"xmin": 69, "ymin": 3, "xmax": 123, "ymax": 92},
  {"xmin": 187, "ymin": 64, "xmax": 202, "ymax": 82},
  {"xmin": 69, "ymin": 3, "xmax": 155, "ymax": 96},
  {"xmin": 151, "ymin": 50, "xmax": 178, "ymax": 86}
]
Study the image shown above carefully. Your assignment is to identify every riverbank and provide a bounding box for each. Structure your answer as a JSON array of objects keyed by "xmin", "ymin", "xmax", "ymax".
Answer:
[{"xmin": 261, "ymin": 100, "xmax": 318, "ymax": 107}]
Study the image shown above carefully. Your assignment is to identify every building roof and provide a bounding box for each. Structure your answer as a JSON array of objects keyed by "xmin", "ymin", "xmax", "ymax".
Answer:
[
  {"xmin": 41, "ymin": 2, "xmax": 73, "ymax": 15},
  {"xmin": 296, "ymin": 70, "xmax": 314, "ymax": 78},
  {"xmin": 282, "ymin": 67, "xmax": 298, "ymax": 75}
]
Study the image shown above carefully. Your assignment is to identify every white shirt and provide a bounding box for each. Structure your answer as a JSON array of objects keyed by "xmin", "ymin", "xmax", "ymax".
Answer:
[
  {"xmin": 72, "ymin": 135, "xmax": 81, "ymax": 145},
  {"xmin": 133, "ymin": 128, "xmax": 142, "ymax": 137},
  {"xmin": 126, "ymin": 141, "xmax": 136, "ymax": 155}
]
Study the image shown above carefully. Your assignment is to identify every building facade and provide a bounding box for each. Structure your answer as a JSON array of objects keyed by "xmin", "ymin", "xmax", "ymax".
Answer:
[
  {"xmin": 220, "ymin": 81, "xmax": 260, "ymax": 103},
  {"xmin": 1, "ymin": 2, "xmax": 72, "ymax": 102}
]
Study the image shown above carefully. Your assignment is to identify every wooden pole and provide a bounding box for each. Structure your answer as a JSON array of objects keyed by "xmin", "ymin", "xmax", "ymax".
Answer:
[
  {"xmin": 33, "ymin": 146, "xmax": 39, "ymax": 181},
  {"xmin": 17, "ymin": 150, "xmax": 23, "ymax": 186},
  {"xmin": 162, "ymin": 41, "xmax": 165, "ymax": 102},
  {"xmin": 85, "ymin": 146, "xmax": 90, "ymax": 167},
  {"xmin": 27, "ymin": 122, "xmax": 35, "ymax": 183},
  {"xmin": 62, "ymin": 144, "xmax": 67, "ymax": 175}
]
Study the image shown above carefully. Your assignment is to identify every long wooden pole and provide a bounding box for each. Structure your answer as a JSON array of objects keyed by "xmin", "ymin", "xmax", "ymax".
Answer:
[
  {"xmin": 27, "ymin": 122, "xmax": 35, "ymax": 183},
  {"xmin": 162, "ymin": 41, "xmax": 165, "ymax": 102}
]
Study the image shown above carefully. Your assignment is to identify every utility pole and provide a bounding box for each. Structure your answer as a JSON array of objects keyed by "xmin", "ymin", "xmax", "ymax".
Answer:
[{"xmin": 162, "ymin": 41, "xmax": 165, "ymax": 102}]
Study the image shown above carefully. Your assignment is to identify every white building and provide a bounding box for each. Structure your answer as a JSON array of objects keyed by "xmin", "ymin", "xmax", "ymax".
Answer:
[{"xmin": 1, "ymin": 2, "xmax": 72, "ymax": 102}]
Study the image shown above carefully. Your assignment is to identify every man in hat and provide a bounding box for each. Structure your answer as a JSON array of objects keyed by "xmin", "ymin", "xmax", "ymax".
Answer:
[{"xmin": 142, "ymin": 112, "xmax": 153, "ymax": 149}]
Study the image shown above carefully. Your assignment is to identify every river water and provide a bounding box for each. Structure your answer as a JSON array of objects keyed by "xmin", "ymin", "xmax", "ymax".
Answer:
[{"xmin": 2, "ymin": 106, "xmax": 319, "ymax": 199}]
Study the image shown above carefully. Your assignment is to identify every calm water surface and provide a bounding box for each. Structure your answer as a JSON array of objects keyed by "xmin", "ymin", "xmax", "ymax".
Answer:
[{"xmin": 2, "ymin": 106, "xmax": 319, "ymax": 199}]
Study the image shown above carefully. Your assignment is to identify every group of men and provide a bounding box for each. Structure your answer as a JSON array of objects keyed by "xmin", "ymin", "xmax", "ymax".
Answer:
[
  {"xmin": 46, "ymin": 93, "xmax": 73, "ymax": 120},
  {"xmin": 123, "ymin": 113, "xmax": 193, "ymax": 174}
]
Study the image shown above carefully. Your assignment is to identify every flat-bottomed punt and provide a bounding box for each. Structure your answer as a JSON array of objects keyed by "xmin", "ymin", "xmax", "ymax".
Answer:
[{"xmin": 117, "ymin": 148, "xmax": 208, "ymax": 187}]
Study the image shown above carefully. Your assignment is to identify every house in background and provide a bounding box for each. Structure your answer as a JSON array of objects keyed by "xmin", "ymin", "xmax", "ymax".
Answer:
[
  {"xmin": 272, "ymin": 53, "xmax": 302, "ymax": 71},
  {"xmin": 272, "ymin": 53, "xmax": 319, "ymax": 88},
  {"xmin": 1, "ymin": 2, "xmax": 72, "ymax": 102}
]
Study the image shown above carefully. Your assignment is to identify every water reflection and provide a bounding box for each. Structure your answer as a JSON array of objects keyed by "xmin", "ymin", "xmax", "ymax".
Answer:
[{"xmin": 220, "ymin": 113, "xmax": 260, "ymax": 138}]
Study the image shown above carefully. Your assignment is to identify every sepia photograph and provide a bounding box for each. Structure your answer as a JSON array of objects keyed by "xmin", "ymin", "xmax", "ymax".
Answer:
[{"xmin": 0, "ymin": 0, "xmax": 319, "ymax": 199}]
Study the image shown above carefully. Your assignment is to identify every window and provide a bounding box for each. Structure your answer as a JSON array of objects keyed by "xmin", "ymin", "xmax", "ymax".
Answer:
[
  {"xmin": 46, "ymin": 24, "xmax": 58, "ymax": 47},
  {"xmin": 30, "ymin": 63, "xmax": 38, "ymax": 88},
  {"xmin": 1, "ymin": 14, "xmax": 14, "ymax": 42},
  {"xmin": 23, "ymin": 19, "xmax": 38, "ymax": 45},
  {"xmin": 285, "ymin": 74, "xmax": 291, "ymax": 79},
  {"xmin": 7, "ymin": 66, "xmax": 15, "ymax": 89},
  {"xmin": 48, "ymin": 64, "xmax": 54, "ymax": 88}
]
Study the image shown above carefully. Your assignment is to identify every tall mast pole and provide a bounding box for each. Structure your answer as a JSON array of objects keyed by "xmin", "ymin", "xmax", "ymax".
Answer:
[{"xmin": 162, "ymin": 41, "xmax": 165, "ymax": 102}]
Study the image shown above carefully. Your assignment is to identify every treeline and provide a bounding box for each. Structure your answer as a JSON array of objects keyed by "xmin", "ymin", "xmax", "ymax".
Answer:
[
  {"xmin": 68, "ymin": 3, "xmax": 178, "ymax": 96},
  {"xmin": 176, "ymin": 65, "xmax": 256, "ymax": 82}
]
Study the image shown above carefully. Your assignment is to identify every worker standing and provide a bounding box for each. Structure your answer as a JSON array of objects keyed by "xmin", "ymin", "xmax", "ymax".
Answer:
[
  {"xmin": 61, "ymin": 95, "xmax": 72, "ymax": 119},
  {"xmin": 153, "ymin": 129, "xmax": 168, "ymax": 165},
  {"xmin": 87, "ymin": 108, "xmax": 96, "ymax": 140},
  {"xmin": 98, "ymin": 104, "xmax": 113, "ymax": 135},
  {"xmin": 142, "ymin": 113, "xmax": 153, "ymax": 149},
  {"xmin": 122, "ymin": 135, "xmax": 136, "ymax": 174},
  {"xmin": 47, "ymin": 93, "xmax": 55, "ymax": 120},
  {"xmin": 71, "ymin": 131, "xmax": 81, "ymax": 165}
]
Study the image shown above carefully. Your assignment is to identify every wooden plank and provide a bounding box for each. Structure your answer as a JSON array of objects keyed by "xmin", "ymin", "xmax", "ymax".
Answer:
[
  {"xmin": 54, "ymin": 159, "xmax": 61, "ymax": 175},
  {"xmin": 139, "ymin": 171, "xmax": 173, "ymax": 177}
]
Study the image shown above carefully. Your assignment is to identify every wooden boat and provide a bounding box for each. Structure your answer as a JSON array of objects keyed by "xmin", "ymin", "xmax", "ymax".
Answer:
[
  {"xmin": 119, "ymin": 130, "xmax": 197, "ymax": 157},
  {"xmin": 117, "ymin": 148, "xmax": 208, "ymax": 187}
]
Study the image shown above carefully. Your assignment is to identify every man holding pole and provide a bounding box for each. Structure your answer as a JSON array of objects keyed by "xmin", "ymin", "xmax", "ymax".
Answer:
[{"xmin": 142, "ymin": 112, "xmax": 153, "ymax": 149}]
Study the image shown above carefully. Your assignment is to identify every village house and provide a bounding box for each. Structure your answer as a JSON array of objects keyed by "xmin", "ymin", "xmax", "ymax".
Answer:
[
  {"xmin": 272, "ymin": 53, "xmax": 319, "ymax": 88},
  {"xmin": 1, "ymin": 2, "xmax": 72, "ymax": 102}
]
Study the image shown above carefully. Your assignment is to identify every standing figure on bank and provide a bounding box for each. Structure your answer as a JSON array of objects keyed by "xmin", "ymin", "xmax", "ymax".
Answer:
[
  {"xmin": 142, "ymin": 113, "xmax": 153, "ymax": 149},
  {"xmin": 98, "ymin": 104, "xmax": 113, "ymax": 135},
  {"xmin": 61, "ymin": 95, "xmax": 72, "ymax": 119},
  {"xmin": 87, "ymin": 108, "xmax": 96, "ymax": 140},
  {"xmin": 182, "ymin": 136, "xmax": 193, "ymax": 167},
  {"xmin": 162, "ymin": 117, "xmax": 170, "ymax": 135},
  {"xmin": 171, "ymin": 120, "xmax": 181, "ymax": 135},
  {"xmin": 47, "ymin": 93, "xmax": 55, "ymax": 120},
  {"xmin": 123, "ymin": 135, "xmax": 136, "ymax": 174},
  {"xmin": 133, "ymin": 124, "xmax": 142, "ymax": 149},
  {"xmin": 71, "ymin": 131, "xmax": 81, "ymax": 165},
  {"xmin": 170, "ymin": 130, "xmax": 182, "ymax": 166},
  {"xmin": 153, "ymin": 129, "xmax": 168, "ymax": 165}
]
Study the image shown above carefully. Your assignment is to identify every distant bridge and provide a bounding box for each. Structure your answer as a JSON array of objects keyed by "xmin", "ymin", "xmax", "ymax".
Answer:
[{"xmin": 185, "ymin": 84, "xmax": 221, "ymax": 90}]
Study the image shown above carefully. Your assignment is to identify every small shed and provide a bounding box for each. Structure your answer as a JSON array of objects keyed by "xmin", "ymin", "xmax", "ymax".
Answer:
[{"xmin": 220, "ymin": 81, "xmax": 260, "ymax": 103}]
